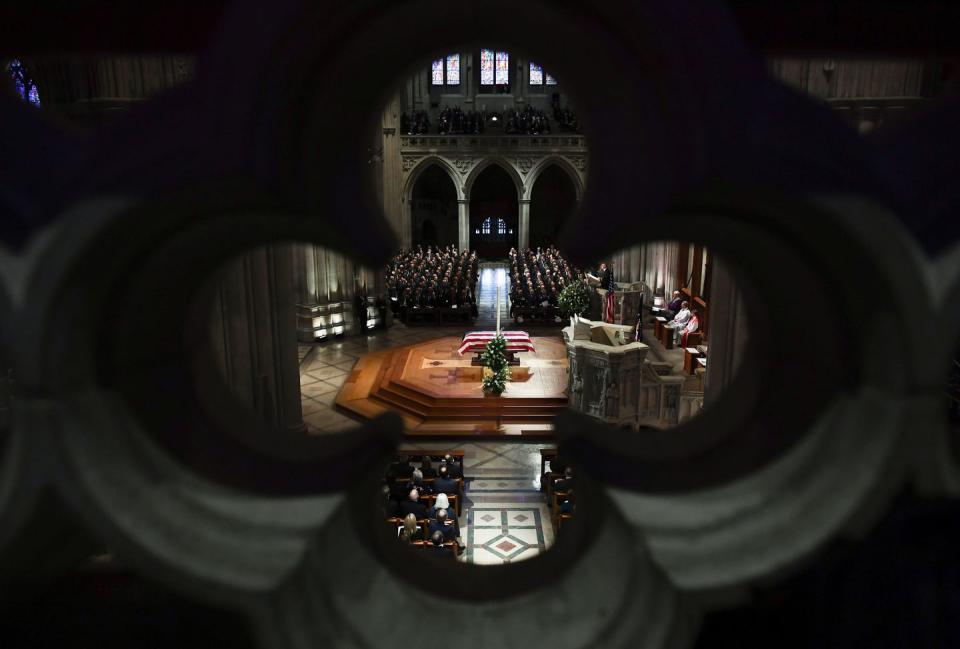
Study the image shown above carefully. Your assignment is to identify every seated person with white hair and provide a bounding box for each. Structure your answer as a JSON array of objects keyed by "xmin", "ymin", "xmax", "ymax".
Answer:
[
  {"xmin": 429, "ymin": 507, "xmax": 458, "ymax": 542},
  {"xmin": 405, "ymin": 468, "xmax": 433, "ymax": 496},
  {"xmin": 429, "ymin": 493, "xmax": 461, "ymax": 536},
  {"xmin": 398, "ymin": 487, "xmax": 428, "ymax": 519},
  {"xmin": 665, "ymin": 301, "xmax": 691, "ymax": 343}
]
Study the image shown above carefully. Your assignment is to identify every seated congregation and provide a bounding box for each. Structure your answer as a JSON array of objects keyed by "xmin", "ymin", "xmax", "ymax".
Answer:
[
  {"xmin": 381, "ymin": 451, "xmax": 576, "ymax": 562},
  {"xmin": 386, "ymin": 245, "xmax": 479, "ymax": 325},
  {"xmin": 509, "ymin": 245, "xmax": 584, "ymax": 323},
  {"xmin": 381, "ymin": 453, "xmax": 466, "ymax": 558},
  {"xmin": 400, "ymin": 101, "xmax": 581, "ymax": 136},
  {"xmin": 652, "ymin": 289, "xmax": 703, "ymax": 349}
]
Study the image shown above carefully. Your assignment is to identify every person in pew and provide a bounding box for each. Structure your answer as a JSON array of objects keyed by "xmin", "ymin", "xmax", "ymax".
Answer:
[
  {"xmin": 559, "ymin": 490, "xmax": 575, "ymax": 515},
  {"xmin": 399, "ymin": 488, "xmax": 429, "ymax": 520},
  {"xmin": 405, "ymin": 468, "xmax": 433, "ymax": 497},
  {"xmin": 433, "ymin": 465, "xmax": 459, "ymax": 496},
  {"xmin": 552, "ymin": 467, "xmax": 575, "ymax": 502},
  {"xmin": 428, "ymin": 494, "xmax": 461, "ymax": 537},
  {"xmin": 429, "ymin": 508, "xmax": 458, "ymax": 543},
  {"xmin": 441, "ymin": 454, "xmax": 462, "ymax": 479},
  {"xmin": 664, "ymin": 301, "xmax": 691, "ymax": 343},
  {"xmin": 666, "ymin": 290, "xmax": 683, "ymax": 319},
  {"xmin": 428, "ymin": 530, "xmax": 456, "ymax": 559},
  {"xmin": 418, "ymin": 456, "xmax": 436, "ymax": 478},
  {"xmin": 679, "ymin": 308, "xmax": 700, "ymax": 347},
  {"xmin": 387, "ymin": 455, "xmax": 414, "ymax": 480},
  {"xmin": 382, "ymin": 484, "xmax": 400, "ymax": 518},
  {"xmin": 398, "ymin": 513, "xmax": 425, "ymax": 543}
]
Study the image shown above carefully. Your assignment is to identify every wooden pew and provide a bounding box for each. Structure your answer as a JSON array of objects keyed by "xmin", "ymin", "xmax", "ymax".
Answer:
[{"xmin": 399, "ymin": 449, "xmax": 466, "ymax": 475}]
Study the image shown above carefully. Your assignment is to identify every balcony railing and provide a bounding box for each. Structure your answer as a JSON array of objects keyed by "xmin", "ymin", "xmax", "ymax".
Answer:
[{"xmin": 399, "ymin": 133, "xmax": 587, "ymax": 151}]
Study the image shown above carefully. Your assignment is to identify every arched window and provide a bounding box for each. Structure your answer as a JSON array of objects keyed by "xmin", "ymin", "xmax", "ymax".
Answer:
[
  {"xmin": 480, "ymin": 49, "xmax": 509, "ymax": 86},
  {"xmin": 529, "ymin": 61, "xmax": 558, "ymax": 86},
  {"xmin": 446, "ymin": 54, "xmax": 460, "ymax": 85},
  {"xmin": 481, "ymin": 217, "xmax": 492, "ymax": 235},
  {"xmin": 7, "ymin": 59, "xmax": 40, "ymax": 107},
  {"xmin": 431, "ymin": 54, "xmax": 461, "ymax": 86},
  {"xmin": 497, "ymin": 217, "xmax": 507, "ymax": 235}
]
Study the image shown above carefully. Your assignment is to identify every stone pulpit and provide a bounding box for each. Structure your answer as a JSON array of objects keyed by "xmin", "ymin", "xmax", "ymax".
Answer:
[
  {"xmin": 563, "ymin": 316, "xmax": 686, "ymax": 429},
  {"xmin": 563, "ymin": 316, "xmax": 648, "ymax": 427}
]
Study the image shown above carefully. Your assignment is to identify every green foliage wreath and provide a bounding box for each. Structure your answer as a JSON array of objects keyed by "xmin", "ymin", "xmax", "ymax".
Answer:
[
  {"xmin": 558, "ymin": 281, "xmax": 590, "ymax": 319},
  {"xmin": 481, "ymin": 334, "xmax": 511, "ymax": 395}
]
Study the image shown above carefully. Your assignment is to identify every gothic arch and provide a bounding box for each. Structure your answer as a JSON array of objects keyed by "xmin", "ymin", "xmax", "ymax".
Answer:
[
  {"xmin": 403, "ymin": 156, "xmax": 464, "ymax": 202},
  {"xmin": 463, "ymin": 157, "xmax": 525, "ymax": 201},
  {"xmin": 527, "ymin": 155, "xmax": 585, "ymax": 202}
]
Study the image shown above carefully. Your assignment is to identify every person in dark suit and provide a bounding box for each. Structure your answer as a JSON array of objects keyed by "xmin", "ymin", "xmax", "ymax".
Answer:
[
  {"xmin": 387, "ymin": 455, "xmax": 413, "ymax": 480},
  {"xmin": 428, "ymin": 530, "xmax": 456, "ymax": 559},
  {"xmin": 381, "ymin": 484, "xmax": 399, "ymax": 518},
  {"xmin": 433, "ymin": 465, "xmax": 458, "ymax": 496},
  {"xmin": 405, "ymin": 468, "xmax": 433, "ymax": 497},
  {"xmin": 418, "ymin": 456, "xmax": 436, "ymax": 478},
  {"xmin": 399, "ymin": 488, "xmax": 428, "ymax": 520},
  {"xmin": 441, "ymin": 454, "xmax": 462, "ymax": 479},
  {"xmin": 429, "ymin": 508, "xmax": 457, "ymax": 542}
]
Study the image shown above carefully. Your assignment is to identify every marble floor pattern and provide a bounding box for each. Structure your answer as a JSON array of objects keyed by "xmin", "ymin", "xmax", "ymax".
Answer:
[{"xmin": 400, "ymin": 440, "xmax": 556, "ymax": 564}]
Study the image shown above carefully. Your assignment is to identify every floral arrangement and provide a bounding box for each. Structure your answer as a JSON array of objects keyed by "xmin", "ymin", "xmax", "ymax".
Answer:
[
  {"xmin": 558, "ymin": 281, "xmax": 590, "ymax": 318},
  {"xmin": 481, "ymin": 334, "xmax": 511, "ymax": 395}
]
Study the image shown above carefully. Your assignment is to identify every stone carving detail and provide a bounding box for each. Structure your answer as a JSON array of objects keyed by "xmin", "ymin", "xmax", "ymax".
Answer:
[
  {"xmin": 567, "ymin": 156, "xmax": 587, "ymax": 171},
  {"xmin": 516, "ymin": 157, "xmax": 535, "ymax": 174},
  {"xmin": 402, "ymin": 154, "xmax": 424, "ymax": 172},
  {"xmin": 453, "ymin": 158, "xmax": 475, "ymax": 174}
]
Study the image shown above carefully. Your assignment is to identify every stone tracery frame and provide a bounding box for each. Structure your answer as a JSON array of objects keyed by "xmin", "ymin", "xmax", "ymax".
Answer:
[{"xmin": 0, "ymin": 1, "xmax": 958, "ymax": 648}]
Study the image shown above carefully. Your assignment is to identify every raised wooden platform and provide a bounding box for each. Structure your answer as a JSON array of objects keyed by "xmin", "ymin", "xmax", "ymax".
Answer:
[{"xmin": 335, "ymin": 336, "xmax": 569, "ymax": 437}]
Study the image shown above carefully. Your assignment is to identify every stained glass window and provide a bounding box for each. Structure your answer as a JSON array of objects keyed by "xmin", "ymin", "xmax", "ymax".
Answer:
[
  {"xmin": 481, "ymin": 217, "xmax": 492, "ymax": 234},
  {"xmin": 431, "ymin": 59, "xmax": 444, "ymax": 85},
  {"xmin": 446, "ymin": 54, "xmax": 460, "ymax": 85},
  {"xmin": 529, "ymin": 62, "xmax": 544, "ymax": 85},
  {"xmin": 495, "ymin": 51, "xmax": 509, "ymax": 85},
  {"xmin": 546, "ymin": 72, "xmax": 557, "ymax": 85},
  {"xmin": 480, "ymin": 49, "xmax": 495, "ymax": 85},
  {"xmin": 497, "ymin": 218, "xmax": 507, "ymax": 235},
  {"xmin": 7, "ymin": 59, "xmax": 40, "ymax": 107}
]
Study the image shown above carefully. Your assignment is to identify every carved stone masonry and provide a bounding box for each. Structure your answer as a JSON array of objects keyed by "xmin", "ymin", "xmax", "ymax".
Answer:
[
  {"xmin": 516, "ymin": 157, "xmax": 535, "ymax": 174},
  {"xmin": 453, "ymin": 158, "xmax": 475, "ymax": 174},
  {"xmin": 402, "ymin": 154, "xmax": 424, "ymax": 172},
  {"xmin": 567, "ymin": 155, "xmax": 587, "ymax": 172}
]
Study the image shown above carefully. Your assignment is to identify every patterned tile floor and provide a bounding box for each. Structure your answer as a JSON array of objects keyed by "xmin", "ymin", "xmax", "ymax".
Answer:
[{"xmin": 401, "ymin": 440, "xmax": 556, "ymax": 564}]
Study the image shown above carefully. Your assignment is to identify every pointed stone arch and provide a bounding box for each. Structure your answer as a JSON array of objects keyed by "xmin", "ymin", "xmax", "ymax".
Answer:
[
  {"xmin": 463, "ymin": 157, "xmax": 525, "ymax": 201},
  {"xmin": 527, "ymin": 155, "xmax": 585, "ymax": 202}
]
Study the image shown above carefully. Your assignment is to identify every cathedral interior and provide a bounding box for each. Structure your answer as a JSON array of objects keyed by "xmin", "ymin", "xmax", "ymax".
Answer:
[{"xmin": 2, "ymin": 1, "xmax": 960, "ymax": 648}]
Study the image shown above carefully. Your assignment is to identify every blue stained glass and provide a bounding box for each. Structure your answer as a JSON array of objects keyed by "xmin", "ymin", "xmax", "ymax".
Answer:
[
  {"xmin": 480, "ymin": 49, "xmax": 495, "ymax": 85},
  {"xmin": 497, "ymin": 218, "xmax": 507, "ymax": 234},
  {"xmin": 446, "ymin": 54, "xmax": 460, "ymax": 85},
  {"xmin": 529, "ymin": 62, "xmax": 544, "ymax": 85},
  {"xmin": 495, "ymin": 51, "xmax": 509, "ymax": 85},
  {"xmin": 431, "ymin": 59, "xmax": 444, "ymax": 85},
  {"xmin": 7, "ymin": 59, "xmax": 40, "ymax": 106},
  {"xmin": 546, "ymin": 72, "xmax": 557, "ymax": 85}
]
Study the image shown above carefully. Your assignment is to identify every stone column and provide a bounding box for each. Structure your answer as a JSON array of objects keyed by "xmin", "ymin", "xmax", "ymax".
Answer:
[
  {"xmin": 458, "ymin": 199, "xmax": 470, "ymax": 251},
  {"xmin": 211, "ymin": 244, "xmax": 305, "ymax": 434},
  {"xmin": 704, "ymin": 257, "xmax": 749, "ymax": 406},
  {"xmin": 518, "ymin": 199, "xmax": 531, "ymax": 250}
]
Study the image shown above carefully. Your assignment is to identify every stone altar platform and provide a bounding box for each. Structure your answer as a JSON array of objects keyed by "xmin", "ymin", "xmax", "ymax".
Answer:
[{"xmin": 335, "ymin": 335, "xmax": 568, "ymax": 437}]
